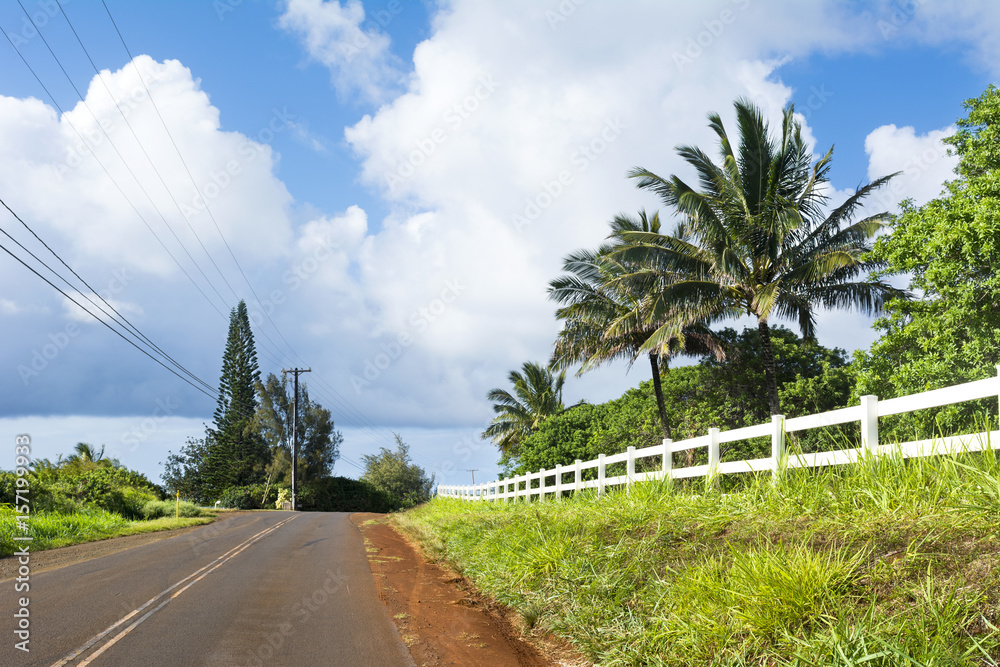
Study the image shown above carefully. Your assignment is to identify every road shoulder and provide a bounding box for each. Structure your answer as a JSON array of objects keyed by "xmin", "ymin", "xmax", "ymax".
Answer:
[{"xmin": 352, "ymin": 512, "xmax": 584, "ymax": 666}]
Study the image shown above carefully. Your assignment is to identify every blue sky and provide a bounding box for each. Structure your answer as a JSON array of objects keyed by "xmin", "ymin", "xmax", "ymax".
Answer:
[{"xmin": 0, "ymin": 0, "xmax": 994, "ymax": 486}]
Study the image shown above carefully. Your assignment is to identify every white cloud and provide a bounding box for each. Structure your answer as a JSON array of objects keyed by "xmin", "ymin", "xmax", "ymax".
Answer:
[
  {"xmin": 865, "ymin": 124, "xmax": 959, "ymax": 210},
  {"xmin": 0, "ymin": 55, "xmax": 294, "ymax": 279},
  {"xmin": 278, "ymin": 0, "xmax": 405, "ymax": 105}
]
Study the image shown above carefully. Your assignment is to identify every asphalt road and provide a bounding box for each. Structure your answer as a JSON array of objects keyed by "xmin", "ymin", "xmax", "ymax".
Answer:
[{"xmin": 1, "ymin": 511, "xmax": 416, "ymax": 666}]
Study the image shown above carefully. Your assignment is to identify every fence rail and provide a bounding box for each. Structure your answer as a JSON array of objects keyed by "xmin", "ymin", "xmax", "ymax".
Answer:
[{"xmin": 438, "ymin": 366, "xmax": 1000, "ymax": 502}]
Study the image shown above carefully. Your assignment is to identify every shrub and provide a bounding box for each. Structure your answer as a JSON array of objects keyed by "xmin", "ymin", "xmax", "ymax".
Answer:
[
  {"xmin": 141, "ymin": 500, "xmax": 203, "ymax": 520},
  {"xmin": 216, "ymin": 483, "xmax": 281, "ymax": 509},
  {"xmin": 298, "ymin": 477, "xmax": 394, "ymax": 513}
]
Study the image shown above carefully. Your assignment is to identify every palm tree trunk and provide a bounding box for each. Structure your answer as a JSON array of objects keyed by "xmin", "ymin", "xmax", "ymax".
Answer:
[
  {"xmin": 757, "ymin": 318, "xmax": 781, "ymax": 415},
  {"xmin": 648, "ymin": 352, "xmax": 672, "ymax": 440}
]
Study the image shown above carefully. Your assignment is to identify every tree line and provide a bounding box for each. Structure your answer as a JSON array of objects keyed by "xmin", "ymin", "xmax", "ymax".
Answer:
[
  {"xmin": 485, "ymin": 86, "xmax": 1000, "ymax": 474},
  {"xmin": 162, "ymin": 301, "xmax": 432, "ymax": 511}
]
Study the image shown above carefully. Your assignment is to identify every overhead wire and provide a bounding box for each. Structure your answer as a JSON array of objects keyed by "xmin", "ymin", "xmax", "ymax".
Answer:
[
  {"xmin": 0, "ymin": 197, "xmax": 217, "ymax": 396},
  {"xmin": 94, "ymin": 1, "xmax": 409, "ymax": 453},
  {"xmin": 10, "ymin": 2, "xmax": 435, "ymax": 463},
  {"xmin": 0, "ymin": 21, "xmax": 229, "ymax": 321}
]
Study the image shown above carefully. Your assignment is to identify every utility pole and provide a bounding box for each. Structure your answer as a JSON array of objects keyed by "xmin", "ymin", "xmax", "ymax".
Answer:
[
  {"xmin": 466, "ymin": 469, "xmax": 479, "ymax": 484},
  {"xmin": 282, "ymin": 368, "xmax": 311, "ymax": 511}
]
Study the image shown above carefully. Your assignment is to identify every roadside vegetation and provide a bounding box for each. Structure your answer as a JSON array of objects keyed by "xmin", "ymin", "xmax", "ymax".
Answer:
[
  {"xmin": 443, "ymin": 86, "xmax": 1000, "ymax": 664},
  {"xmin": 399, "ymin": 449, "xmax": 1000, "ymax": 665},
  {"xmin": 161, "ymin": 300, "xmax": 432, "ymax": 513},
  {"xmin": 0, "ymin": 443, "xmax": 211, "ymax": 557}
]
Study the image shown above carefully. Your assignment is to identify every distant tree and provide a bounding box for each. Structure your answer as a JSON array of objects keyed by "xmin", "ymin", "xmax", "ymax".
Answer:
[
  {"xmin": 203, "ymin": 301, "xmax": 269, "ymax": 494},
  {"xmin": 63, "ymin": 443, "xmax": 120, "ymax": 471},
  {"xmin": 482, "ymin": 361, "xmax": 566, "ymax": 457},
  {"xmin": 255, "ymin": 372, "xmax": 342, "ymax": 484},
  {"xmin": 854, "ymin": 85, "xmax": 1000, "ymax": 439},
  {"xmin": 361, "ymin": 434, "xmax": 434, "ymax": 510},
  {"xmin": 161, "ymin": 436, "xmax": 212, "ymax": 503}
]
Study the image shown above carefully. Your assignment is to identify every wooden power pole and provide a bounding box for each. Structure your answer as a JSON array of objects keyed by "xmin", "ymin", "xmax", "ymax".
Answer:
[{"xmin": 282, "ymin": 368, "xmax": 311, "ymax": 511}]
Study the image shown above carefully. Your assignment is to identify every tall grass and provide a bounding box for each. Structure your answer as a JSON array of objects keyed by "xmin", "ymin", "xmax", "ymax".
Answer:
[
  {"xmin": 397, "ymin": 448, "xmax": 1000, "ymax": 665},
  {"xmin": 0, "ymin": 507, "xmax": 213, "ymax": 556}
]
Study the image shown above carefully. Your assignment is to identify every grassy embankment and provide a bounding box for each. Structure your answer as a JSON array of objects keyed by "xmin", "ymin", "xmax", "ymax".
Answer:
[
  {"xmin": 396, "ymin": 448, "xmax": 1000, "ymax": 666},
  {"xmin": 0, "ymin": 501, "xmax": 213, "ymax": 556}
]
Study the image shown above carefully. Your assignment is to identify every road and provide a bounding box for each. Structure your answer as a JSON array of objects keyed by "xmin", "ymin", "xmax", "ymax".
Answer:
[{"xmin": 1, "ymin": 511, "xmax": 416, "ymax": 666}]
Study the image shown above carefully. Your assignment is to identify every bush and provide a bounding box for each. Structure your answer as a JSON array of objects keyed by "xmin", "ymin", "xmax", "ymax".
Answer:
[
  {"xmin": 141, "ymin": 500, "xmax": 204, "ymax": 519},
  {"xmin": 216, "ymin": 483, "xmax": 282, "ymax": 509},
  {"xmin": 298, "ymin": 477, "xmax": 394, "ymax": 513}
]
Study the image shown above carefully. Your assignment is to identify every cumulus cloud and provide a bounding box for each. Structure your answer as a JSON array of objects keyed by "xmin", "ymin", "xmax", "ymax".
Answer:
[
  {"xmin": 865, "ymin": 124, "xmax": 959, "ymax": 210},
  {"xmin": 278, "ymin": 0, "xmax": 405, "ymax": 105}
]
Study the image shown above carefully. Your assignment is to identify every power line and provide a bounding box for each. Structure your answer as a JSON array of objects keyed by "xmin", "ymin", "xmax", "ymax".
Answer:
[
  {"xmin": 99, "ymin": 0, "xmax": 301, "ymax": 362},
  {"xmin": 0, "ymin": 21, "xmax": 229, "ymax": 321},
  {"xmin": 8, "ymin": 3, "xmax": 426, "ymax": 460},
  {"xmin": 12, "ymin": 2, "xmax": 237, "ymax": 312},
  {"xmin": 0, "ymin": 197, "xmax": 215, "ymax": 395}
]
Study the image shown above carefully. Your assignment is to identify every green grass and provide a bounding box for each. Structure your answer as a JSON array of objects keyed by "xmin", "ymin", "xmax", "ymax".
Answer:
[
  {"xmin": 396, "ymin": 448, "xmax": 1000, "ymax": 666},
  {"xmin": 141, "ymin": 499, "xmax": 205, "ymax": 519},
  {"xmin": 0, "ymin": 508, "xmax": 215, "ymax": 556}
]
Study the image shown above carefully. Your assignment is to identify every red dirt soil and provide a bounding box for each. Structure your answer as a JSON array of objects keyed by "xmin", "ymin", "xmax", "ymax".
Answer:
[{"xmin": 352, "ymin": 513, "xmax": 585, "ymax": 667}]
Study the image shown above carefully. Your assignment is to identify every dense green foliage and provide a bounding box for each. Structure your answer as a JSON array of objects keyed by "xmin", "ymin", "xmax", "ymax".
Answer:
[
  {"xmin": 297, "ymin": 476, "xmax": 394, "ymax": 513},
  {"xmin": 401, "ymin": 451, "xmax": 1000, "ymax": 665},
  {"xmin": 505, "ymin": 327, "xmax": 853, "ymax": 475},
  {"xmin": 161, "ymin": 436, "xmax": 213, "ymax": 504},
  {"xmin": 1, "ymin": 456, "xmax": 162, "ymax": 519},
  {"xmin": 0, "ymin": 448, "xmax": 210, "ymax": 556},
  {"xmin": 0, "ymin": 507, "xmax": 210, "ymax": 556},
  {"xmin": 855, "ymin": 85, "xmax": 1000, "ymax": 440},
  {"xmin": 141, "ymin": 500, "xmax": 204, "ymax": 519},
  {"xmin": 361, "ymin": 435, "xmax": 434, "ymax": 510},
  {"xmin": 212, "ymin": 483, "xmax": 281, "ymax": 509}
]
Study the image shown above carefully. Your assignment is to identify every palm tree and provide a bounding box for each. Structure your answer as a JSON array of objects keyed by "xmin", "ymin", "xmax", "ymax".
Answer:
[
  {"xmin": 64, "ymin": 442, "xmax": 120, "ymax": 469},
  {"xmin": 482, "ymin": 362, "xmax": 566, "ymax": 456},
  {"xmin": 549, "ymin": 210, "xmax": 723, "ymax": 440},
  {"xmin": 613, "ymin": 98, "xmax": 907, "ymax": 415},
  {"xmin": 68, "ymin": 442, "xmax": 104, "ymax": 464}
]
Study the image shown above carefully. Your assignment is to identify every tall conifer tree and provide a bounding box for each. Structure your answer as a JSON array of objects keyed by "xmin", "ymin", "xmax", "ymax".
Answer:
[{"xmin": 203, "ymin": 300, "xmax": 268, "ymax": 492}]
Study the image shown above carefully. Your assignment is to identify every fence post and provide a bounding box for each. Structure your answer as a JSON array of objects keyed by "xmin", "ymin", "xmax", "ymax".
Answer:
[
  {"xmin": 574, "ymin": 459, "xmax": 582, "ymax": 493},
  {"xmin": 707, "ymin": 428, "xmax": 720, "ymax": 486},
  {"xmin": 661, "ymin": 438, "xmax": 672, "ymax": 481},
  {"xmin": 539, "ymin": 468, "xmax": 546, "ymax": 502},
  {"xmin": 598, "ymin": 453, "xmax": 606, "ymax": 497},
  {"xmin": 861, "ymin": 395, "xmax": 879, "ymax": 453},
  {"xmin": 626, "ymin": 446, "xmax": 636, "ymax": 490},
  {"xmin": 995, "ymin": 365, "xmax": 1000, "ymax": 419},
  {"xmin": 555, "ymin": 463, "xmax": 563, "ymax": 500},
  {"xmin": 771, "ymin": 414, "xmax": 785, "ymax": 480}
]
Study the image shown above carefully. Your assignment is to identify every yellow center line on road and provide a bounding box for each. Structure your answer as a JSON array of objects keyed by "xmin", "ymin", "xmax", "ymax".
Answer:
[{"xmin": 51, "ymin": 515, "xmax": 298, "ymax": 667}]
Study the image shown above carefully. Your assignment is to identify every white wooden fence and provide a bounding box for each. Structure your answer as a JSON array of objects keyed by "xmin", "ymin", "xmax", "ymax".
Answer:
[{"xmin": 438, "ymin": 367, "xmax": 1000, "ymax": 502}]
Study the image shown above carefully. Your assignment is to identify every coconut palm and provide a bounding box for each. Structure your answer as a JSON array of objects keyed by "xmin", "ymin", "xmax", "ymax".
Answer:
[
  {"xmin": 612, "ymin": 98, "xmax": 907, "ymax": 415},
  {"xmin": 482, "ymin": 362, "xmax": 566, "ymax": 456},
  {"xmin": 64, "ymin": 442, "xmax": 119, "ymax": 469},
  {"xmin": 549, "ymin": 209, "xmax": 723, "ymax": 440}
]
